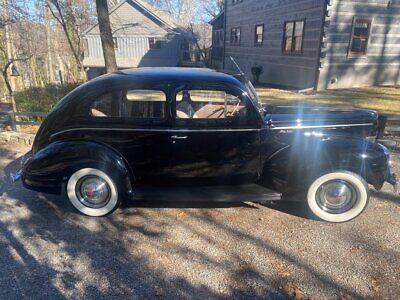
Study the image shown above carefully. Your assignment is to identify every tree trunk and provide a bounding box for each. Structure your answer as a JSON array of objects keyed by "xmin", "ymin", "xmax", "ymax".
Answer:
[
  {"xmin": 3, "ymin": 0, "xmax": 17, "ymax": 113},
  {"xmin": 45, "ymin": 5, "xmax": 55, "ymax": 83},
  {"xmin": 96, "ymin": 0, "xmax": 118, "ymax": 73}
]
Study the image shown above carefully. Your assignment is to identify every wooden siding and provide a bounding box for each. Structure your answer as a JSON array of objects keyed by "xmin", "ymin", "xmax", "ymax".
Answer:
[
  {"xmin": 318, "ymin": 0, "xmax": 400, "ymax": 89},
  {"xmin": 224, "ymin": 0, "xmax": 326, "ymax": 89},
  {"xmin": 83, "ymin": 1, "xmax": 182, "ymax": 69}
]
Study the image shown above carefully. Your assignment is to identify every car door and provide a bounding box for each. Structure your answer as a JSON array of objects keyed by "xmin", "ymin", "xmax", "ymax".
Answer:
[
  {"xmin": 169, "ymin": 84, "xmax": 262, "ymax": 184},
  {"xmin": 78, "ymin": 84, "xmax": 174, "ymax": 183}
]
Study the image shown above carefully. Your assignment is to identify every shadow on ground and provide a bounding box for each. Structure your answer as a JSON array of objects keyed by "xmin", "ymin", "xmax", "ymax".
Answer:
[{"xmin": 0, "ymin": 147, "xmax": 399, "ymax": 298}]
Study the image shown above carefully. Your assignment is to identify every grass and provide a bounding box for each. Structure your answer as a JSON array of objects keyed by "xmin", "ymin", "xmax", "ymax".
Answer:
[{"xmin": 256, "ymin": 86, "xmax": 400, "ymax": 116}]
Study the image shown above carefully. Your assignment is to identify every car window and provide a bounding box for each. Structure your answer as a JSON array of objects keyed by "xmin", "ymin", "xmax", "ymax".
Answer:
[
  {"xmin": 124, "ymin": 90, "xmax": 166, "ymax": 119},
  {"xmin": 90, "ymin": 92, "xmax": 123, "ymax": 118},
  {"xmin": 90, "ymin": 89, "xmax": 166, "ymax": 119},
  {"xmin": 175, "ymin": 90, "xmax": 247, "ymax": 120}
]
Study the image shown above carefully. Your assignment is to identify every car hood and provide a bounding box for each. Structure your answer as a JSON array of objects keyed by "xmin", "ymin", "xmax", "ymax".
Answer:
[{"xmin": 263, "ymin": 104, "xmax": 378, "ymax": 137}]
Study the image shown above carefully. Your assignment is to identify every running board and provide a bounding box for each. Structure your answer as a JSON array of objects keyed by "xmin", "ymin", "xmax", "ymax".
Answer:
[{"xmin": 132, "ymin": 184, "xmax": 282, "ymax": 202}]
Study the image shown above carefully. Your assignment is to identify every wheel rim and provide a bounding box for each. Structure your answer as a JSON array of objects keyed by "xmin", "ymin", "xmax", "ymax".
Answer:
[
  {"xmin": 75, "ymin": 175, "xmax": 111, "ymax": 209},
  {"xmin": 316, "ymin": 180, "xmax": 358, "ymax": 214}
]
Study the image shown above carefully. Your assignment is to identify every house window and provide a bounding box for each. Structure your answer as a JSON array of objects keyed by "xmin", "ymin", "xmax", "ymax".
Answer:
[
  {"xmin": 255, "ymin": 24, "xmax": 264, "ymax": 46},
  {"xmin": 349, "ymin": 18, "xmax": 372, "ymax": 55},
  {"xmin": 282, "ymin": 20, "xmax": 305, "ymax": 54},
  {"xmin": 213, "ymin": 29, "xmax": 224, "ymax": 47},
  {"xmin": 149, "ymin": 37, "xmax": 162, "ymax": 49},
  {"xmin": 113, "ymin": 37, "xmax": 118, "ymax": 49},
  {"xmin": 232, "ymin": 0, "xmax": 243, "ymax": 4},
  {"xmin": 230, "ymin": 27, "xmax": 241, "ymax": 45}
]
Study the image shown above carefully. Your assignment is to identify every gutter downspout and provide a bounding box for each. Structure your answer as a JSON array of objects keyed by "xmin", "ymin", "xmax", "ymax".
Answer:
[{"xmin": 314, "ymin": 0, "xmax": 329, "ymax": 91}]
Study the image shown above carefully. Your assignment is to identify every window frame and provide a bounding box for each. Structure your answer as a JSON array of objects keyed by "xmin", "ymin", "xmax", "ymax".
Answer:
[
  {"xmin": 348, "ymin": 17, "xmax": 372, "ymax": 57},
  {"xmin": 282, "ymin": 19, "xmax": 306, "ymax": 55},
  {"xmin": 148, "ymin": 37, "xmax": 162, "ymax": 49},
  {"xmin": 254, "ymin": 24, "xmax": 264, "ymax": 46},
  {"xmin": 172, "ymin": 85, "xmax": 259, "ymax": 129},
  {"xmin": 213, "ymin": 29, "xmax": 224, "ymax": 47},
  {"xmin": 230, "ymin": 27, "xmax": 241, "ymax": 46},
  {"xmin": 87, "ymin": 87, "xmax": 169, "ymax": 124}
]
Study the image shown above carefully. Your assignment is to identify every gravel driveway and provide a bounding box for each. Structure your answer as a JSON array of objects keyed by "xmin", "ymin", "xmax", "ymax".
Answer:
[{"xmin": 0, "ymin": 142, "xmax": 399, "ymax": 299}]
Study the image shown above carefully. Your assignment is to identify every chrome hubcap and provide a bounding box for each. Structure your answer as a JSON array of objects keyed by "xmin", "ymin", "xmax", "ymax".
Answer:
[
  {"xmin": 316, "ymin": 180, "xmax": 357, "ymax": 214},
  {"xmin": 76, "ymin": 176, "xmax": 111, "ymax": 208}
]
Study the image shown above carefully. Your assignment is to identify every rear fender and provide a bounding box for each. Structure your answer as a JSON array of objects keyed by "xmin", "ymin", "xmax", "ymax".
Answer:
[{"xmin": 23, "ymin": 141, "xmax": 133, "ymax": 195}]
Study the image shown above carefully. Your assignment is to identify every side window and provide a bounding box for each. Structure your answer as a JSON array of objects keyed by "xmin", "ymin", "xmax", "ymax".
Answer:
[
  {"xmin": 90, "ymin": 90, "xmax": 167, "ymax": 119},
  {"xmin": 175, "ymin": 89, "xmax": 247, "ymax": 121},
  {"xmin": 125, "ymin": 90, "xmax": 166, "ymax": 119},
  {"xmin": 90, "ymin": 92, "xmax": 122, "ymax": 118}
]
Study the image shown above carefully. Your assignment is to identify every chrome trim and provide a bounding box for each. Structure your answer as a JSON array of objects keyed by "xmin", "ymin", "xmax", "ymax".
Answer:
[
  {"xmin": 171, "ymin": 135, "xmax": 188, "ymax": 139},
  {"xmin": 11, "ymin": 170, "xmax": 22, "ymax": 182},
  {"xmin": 271, "ymin": 123, "xmax": 374, "ymax": 130},
  {"xmin": 50, "ymin": 127, "xmax": 262, "ymax": 138}
]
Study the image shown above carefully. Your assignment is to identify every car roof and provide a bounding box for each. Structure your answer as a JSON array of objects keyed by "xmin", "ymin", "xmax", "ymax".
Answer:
[
  {"xmin": 98, "ymin": 67, "xmax": 245, "ymax": 86},
  {"xmin": 51, "ymin": 67, "xmax": 247, "ymax": 113}
]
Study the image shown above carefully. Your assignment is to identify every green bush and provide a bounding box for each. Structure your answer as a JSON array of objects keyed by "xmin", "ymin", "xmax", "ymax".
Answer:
[{"xmin": 14, "ymin": 83, "xmax": 79, "ymax": 112}]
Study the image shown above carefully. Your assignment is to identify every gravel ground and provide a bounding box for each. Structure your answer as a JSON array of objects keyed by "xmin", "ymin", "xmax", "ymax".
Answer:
[{"xmin": 0, "ymin": 142, "xmax": 399, "ymax": 299}]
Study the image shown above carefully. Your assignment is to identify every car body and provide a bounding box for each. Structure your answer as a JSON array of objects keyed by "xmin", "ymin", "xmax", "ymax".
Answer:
[{"xmin": 19, "ymin": 68, "xmax": 397, "ymax": 221}]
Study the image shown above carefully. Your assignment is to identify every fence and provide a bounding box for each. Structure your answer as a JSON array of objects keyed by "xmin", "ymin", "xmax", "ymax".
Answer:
[{"xmin": 7, "ymin": 111, "xmax": 48, "ymax": 132}]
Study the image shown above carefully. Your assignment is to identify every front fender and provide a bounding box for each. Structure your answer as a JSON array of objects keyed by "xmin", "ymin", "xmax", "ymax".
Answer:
[
  {"xmin": 22, "ymin": 141, "xmax": 133, "ymax": 194},
  {"xmin": 264, "ymin": 136, "xmax": 390, "ymax": 193}
]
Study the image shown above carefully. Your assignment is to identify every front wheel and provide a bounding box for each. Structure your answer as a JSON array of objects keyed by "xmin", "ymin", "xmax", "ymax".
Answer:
[
  {"xmin": 66, "ymin": 168, "xmax": 120, "ymax": 217},
  {"xmin": 307, "ymin": 171, "xmax": 369, "ymax": 223}
]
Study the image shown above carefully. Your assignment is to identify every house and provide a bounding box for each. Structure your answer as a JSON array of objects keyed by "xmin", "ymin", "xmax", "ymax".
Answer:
[
  {"xmin": 212, "ymin": 0, "xmax": 400, "ymax": 90},
  {"xmin": 209, "ymin": 11, "xmax": 225, "ymax": 69},
  {"xmin": 83, "ymin": 0, "xmax": 192, "ymax": 79}
]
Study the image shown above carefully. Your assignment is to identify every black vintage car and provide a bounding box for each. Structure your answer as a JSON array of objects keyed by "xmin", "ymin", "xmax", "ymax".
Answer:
[{"xmin": 17, "ymin": 68, "xmax": 397, "ymax": 222}]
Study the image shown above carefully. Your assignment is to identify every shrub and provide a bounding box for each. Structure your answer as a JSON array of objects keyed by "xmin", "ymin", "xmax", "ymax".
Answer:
[
  {"xmin": 251, "ymin": 65, "xmax": 263, "ymax": 85},
  {"xmin": 14, "ymin": 83, "xmax": 79, "ymax": 112}
]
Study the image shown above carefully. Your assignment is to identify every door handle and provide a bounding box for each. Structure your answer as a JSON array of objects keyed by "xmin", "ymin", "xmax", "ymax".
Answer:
[{"xmin": 171, "ymin": 135, "xmax": 188, "ymax": 140}]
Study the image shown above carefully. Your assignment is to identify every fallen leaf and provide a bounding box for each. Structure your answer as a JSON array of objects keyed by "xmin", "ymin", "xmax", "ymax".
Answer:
[
  {"xmin": 284, "ymin": 282, "xmax": 307, "ymax": 300},
  {"xmin": 176, "ymin": 211, "xmax": 187, "ymax": 219}
]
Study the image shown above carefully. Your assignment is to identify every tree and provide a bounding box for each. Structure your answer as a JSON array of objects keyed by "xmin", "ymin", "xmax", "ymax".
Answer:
[
  {"xmin": 95, "ymin": 0, "xmax": 117, "ymax": 73},
  {"xmin": 201, "ymin": 0, "xmax": 224, "ymax": 20},
  {"xmin": 0, "ymin": 0, "xmax": 30, "ymax": 111},
  {"xmin": 46, "ymin": 0, "xmax": 89, "ymax": 81},
  {"xmin": 148, "ymin": 0, "xmax": 223, "ymax": 24}
]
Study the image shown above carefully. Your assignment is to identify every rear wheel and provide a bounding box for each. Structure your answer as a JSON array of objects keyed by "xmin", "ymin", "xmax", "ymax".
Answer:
[
  {"xmin": 66, "ymin": 168, "xmax": 120, "ymax": 217},
  {"xmin": 307, "ymin": 171, "xmax": 369, "ymax": 223}
]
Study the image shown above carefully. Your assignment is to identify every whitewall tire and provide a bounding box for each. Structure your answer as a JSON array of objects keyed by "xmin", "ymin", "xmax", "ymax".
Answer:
[
  {"xmin": 67, "ymin": 168, "xmax": 119, "ymax": 217},
  {"xmin": 307, "ymin": 171, "xmax": 369, "ymax": 223}
]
